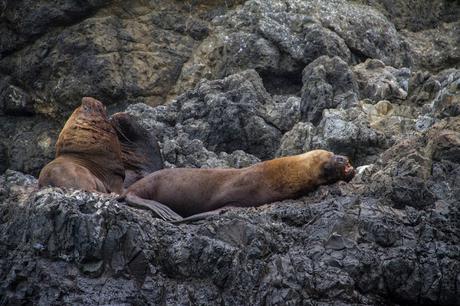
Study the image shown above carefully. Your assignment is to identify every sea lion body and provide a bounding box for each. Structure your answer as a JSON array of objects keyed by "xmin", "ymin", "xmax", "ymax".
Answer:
[
  {"xmin": 39, "ymin": 97, "xmax": 125, "ymax": 194},
  {"xmin": 120, "ymin": 150, "xmax": 355, "ymax": 220},
  {"xmin": 39, "ymin": 155, "xmax": 110, "ymax": 192}
]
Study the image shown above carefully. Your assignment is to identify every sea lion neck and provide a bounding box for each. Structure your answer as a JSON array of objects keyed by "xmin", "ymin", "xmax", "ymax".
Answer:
[
  {"xmin": 54, "ymin": 104, "xmax": 125, "ymax": 181},
  {"xmin": 62, "ymin": 153, "xmax": 124, "ymax": 190}
]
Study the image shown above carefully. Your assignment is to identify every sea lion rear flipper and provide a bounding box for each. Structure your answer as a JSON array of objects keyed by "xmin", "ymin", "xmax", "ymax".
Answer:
[
  {"xmin": 124, "ymin": 194, "xmax": 183, "ymax": 222},
  {"xmin": 171, "ymin": 206, "xmax": 236, "ymax": 224}
]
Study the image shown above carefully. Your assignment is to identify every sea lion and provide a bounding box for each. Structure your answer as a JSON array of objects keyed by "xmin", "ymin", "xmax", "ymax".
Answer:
[
  {"xmin": 38, "ymin": 97, "xmax": 125, "ymax": 194},
  {"xmin": 109, "ymin": 112, "xmax": 164, "ymax": 188},
  {"xmin": 118, "ymin": 149, "xmax": 355, "ymax": 222}
]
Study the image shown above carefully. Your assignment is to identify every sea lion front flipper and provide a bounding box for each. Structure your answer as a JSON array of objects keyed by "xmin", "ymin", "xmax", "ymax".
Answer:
[
  {"xmin": 124, "ymin": 194, "xmax": 183, "ymax": 222},
  {"xmin": 171, "ymin": 206, "xmax": 237, "ymax": 224}
]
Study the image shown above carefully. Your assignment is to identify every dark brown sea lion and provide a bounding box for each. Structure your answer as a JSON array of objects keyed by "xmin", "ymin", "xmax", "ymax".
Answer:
[
  {"xmin": 118, "ymin": 149, "xmax": 355, "ymax": 222},
  {"xmin": 109, "ymin": 112, "xmax": 164, "ymax": 188},
  {"xmin": 38, "ymin": 97, "xmax": 125, "ymax": 194}
]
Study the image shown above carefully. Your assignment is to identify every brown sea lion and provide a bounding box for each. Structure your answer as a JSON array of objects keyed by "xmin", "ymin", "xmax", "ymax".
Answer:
[
  {"xmin": 38, "ymin": 97, "xmax": 125, "ymax": 194},
  {"xmin": 118, "ymin": 149, "xmax": 355, "ymax": 222},
  {"xmin": 109, "ymin": 112, "xmax": 164, "ymax": 188}
]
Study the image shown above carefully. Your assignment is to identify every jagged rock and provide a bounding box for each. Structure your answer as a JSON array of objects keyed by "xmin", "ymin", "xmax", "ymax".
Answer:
[
  {"xmin": 302, "ymin": 23, "xmax": 352, "ymax": 64},
  {"xmin": 353, "ymin": 59, "xmax": 410, "ymax": 102},
  {"xmin": 277, "ymin": 122, "xmax": 315, "ymax": 157},
  {"xmin": 277, "ymin": 105, "xmax": 390, "ymax": 164},
  {"xmin": 408, "ymin": 70, "xmax": 442, "ymax": 107},
  {"xmin": 262, "ymin": 95, "xmax": 301, "ymax": 133},
  {"xmin": 432, "ymin": 130, "xmax": 460, "ymax": 164},
  {"xmin": 359, "ymin": 100, "xmax": 421, "ymax": 137},
  {"xmin": 128, "ymin": 70, "xmax": 282, "ymax": 160},
  {"xmin": 407, "ymin": 69, "xmax": 459, "ymax": 112},
  {"xmin": 431, "ymin": 70, "xmax": 460, "ymax": 118},
  {"xmin": 401, "ymin": 21, "xmax": 460, "ymax": 72},
  {"xmin": 0, "ymin": 116, "xmax": 59, "ymax": 176},
  {"xmin": 175, "ymin": 0, "xmax": 412, "ymax": 97},
  {"xmin": 0, "ymin": 1, "xmax": 239, "ymax": 119},
  {"xmin": 415, "ymin": 115, "xmax": 436, "ymax": 132},
  {"xmin": 1, "ymin": 85, "xmax": 34, "ymax": 115},
  {"xmin": 300, "ymin": 56, "xmax": 359, "ymax": 125},
  {"xmin": 161, "ymin": 133, "xmax": 260, "ymax": 169},
  {"xmin": 0, "ymin": 0, "xmax": 111, "ymax": 57},
  {"xmin": 311, "ymin": 108, "xmax": 386, "ymax": 164},
  {"xmin": 0, "ymin": 142, "xmax": 7, "ymax": 173},
  {"xmin": 366, "ymin": 0, "xmax": 459, "ymax": 31},
  {"xmin": 360, "ymin": 116, "xmax": 460, "ymax": 209}
]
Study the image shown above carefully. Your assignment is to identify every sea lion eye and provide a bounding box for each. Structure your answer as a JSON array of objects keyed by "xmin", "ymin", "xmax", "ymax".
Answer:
[{"xmin": 333, "ymin": 155, "xmax": 348, "ymax": 166}]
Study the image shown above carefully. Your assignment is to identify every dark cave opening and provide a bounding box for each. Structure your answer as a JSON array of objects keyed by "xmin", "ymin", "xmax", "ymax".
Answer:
[{"xmin": 258, "ymin": 70, "xmax": 303, "ymax": 96}]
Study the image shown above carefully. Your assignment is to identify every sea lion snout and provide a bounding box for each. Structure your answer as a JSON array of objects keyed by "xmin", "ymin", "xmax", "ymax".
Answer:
[
  {"xmin": 81, "ymin": 97, "xmax": 106, "ymax": 115},
  {"xmin": 335, "ymin": 155, "xmax": 355, "ymax": 182},
  {"xmin": 323, "ymin": 154, "xmax": 355, "ymax": 183}
]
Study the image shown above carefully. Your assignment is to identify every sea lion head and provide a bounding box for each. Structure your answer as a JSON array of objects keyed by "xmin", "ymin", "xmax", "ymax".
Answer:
[
  {"xmin": 110, "ymin": 112, "xmax": 143, "ymax": 142},
  {"xmin": 110, "ymin": 112, "xmax": 164, "ymax": 188},
  {"xmin": 321, "ymin": 152, "xmax": 355, "ymax": 183},
  {"xmin": 80, "ymin": 96, "xmax": 107, "ymax": 116},
  {"xmin": 56, "ymin": 97, "xmax": 115, "ymax": 156},
  {"xmin": 55, "ymin": 96, "xmax": 124, "ymax": 174}
]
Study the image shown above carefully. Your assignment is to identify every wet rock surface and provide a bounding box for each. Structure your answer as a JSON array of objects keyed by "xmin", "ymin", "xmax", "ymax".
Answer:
[{"xmin": 1, "ymin": 0, "xmax": 460, "ymax": 305}]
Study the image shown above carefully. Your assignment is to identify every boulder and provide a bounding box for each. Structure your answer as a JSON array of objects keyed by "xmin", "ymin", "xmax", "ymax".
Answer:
[{"xmin": 300, "ymin": 56, "xmax": 358, "ymax": 125}]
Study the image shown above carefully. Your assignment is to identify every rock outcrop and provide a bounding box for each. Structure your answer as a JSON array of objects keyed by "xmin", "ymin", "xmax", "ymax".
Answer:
[
  {"xmin": 1, "ymin": 113, "xmax": 459, "ymax": 304},
  {"xmin": 0, "ymin": 0, "xmax": 459, "ymax": 305}
]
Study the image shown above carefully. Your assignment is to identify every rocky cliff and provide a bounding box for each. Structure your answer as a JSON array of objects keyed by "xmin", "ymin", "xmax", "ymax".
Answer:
[{"xmin": 0, "ymin": 0, "xmax": 459, "ymax": 305}]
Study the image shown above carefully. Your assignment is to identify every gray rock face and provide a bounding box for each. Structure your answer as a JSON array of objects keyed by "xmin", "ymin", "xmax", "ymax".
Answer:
[
  {"xmin": 431, "ymin": 71, "xmax": 460, "ymax": 118},
  {"xmin": 1, "ymin": 85, "xmax": 34, "ymax": 116},
  {"xmin": 127, "ymin": 70, "xmax": 282, "ymax": 161},
  {"xmin": 401, "ymin": 21, "xmax": 460, "ymax": 72},
  {"xmin": 1, "ymin": 0, "xmax": 460, "ymax": 304},
  {"xmin": 367, "ymin": 0, "xmax": 460, "ymax": 31},
  {"xmin": 301, "ymin": 56, "xmax": 359, "ymax": 124},
  {"xmin": 175, "ymin": 0, "xmax": 413, "ymax": 97},
  {"xmin": 353, "ymin": 59, "xmax": 410, "ymax": 102},
  {"xmin": 0, "ymin": 116, "xmax": 59, "ymax": 177}
]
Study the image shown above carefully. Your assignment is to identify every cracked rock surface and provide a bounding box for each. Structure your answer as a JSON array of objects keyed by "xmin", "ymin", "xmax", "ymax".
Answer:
[{"xmin": 0, "ymin": 0, "xmax": 459, "ymax": 305}]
